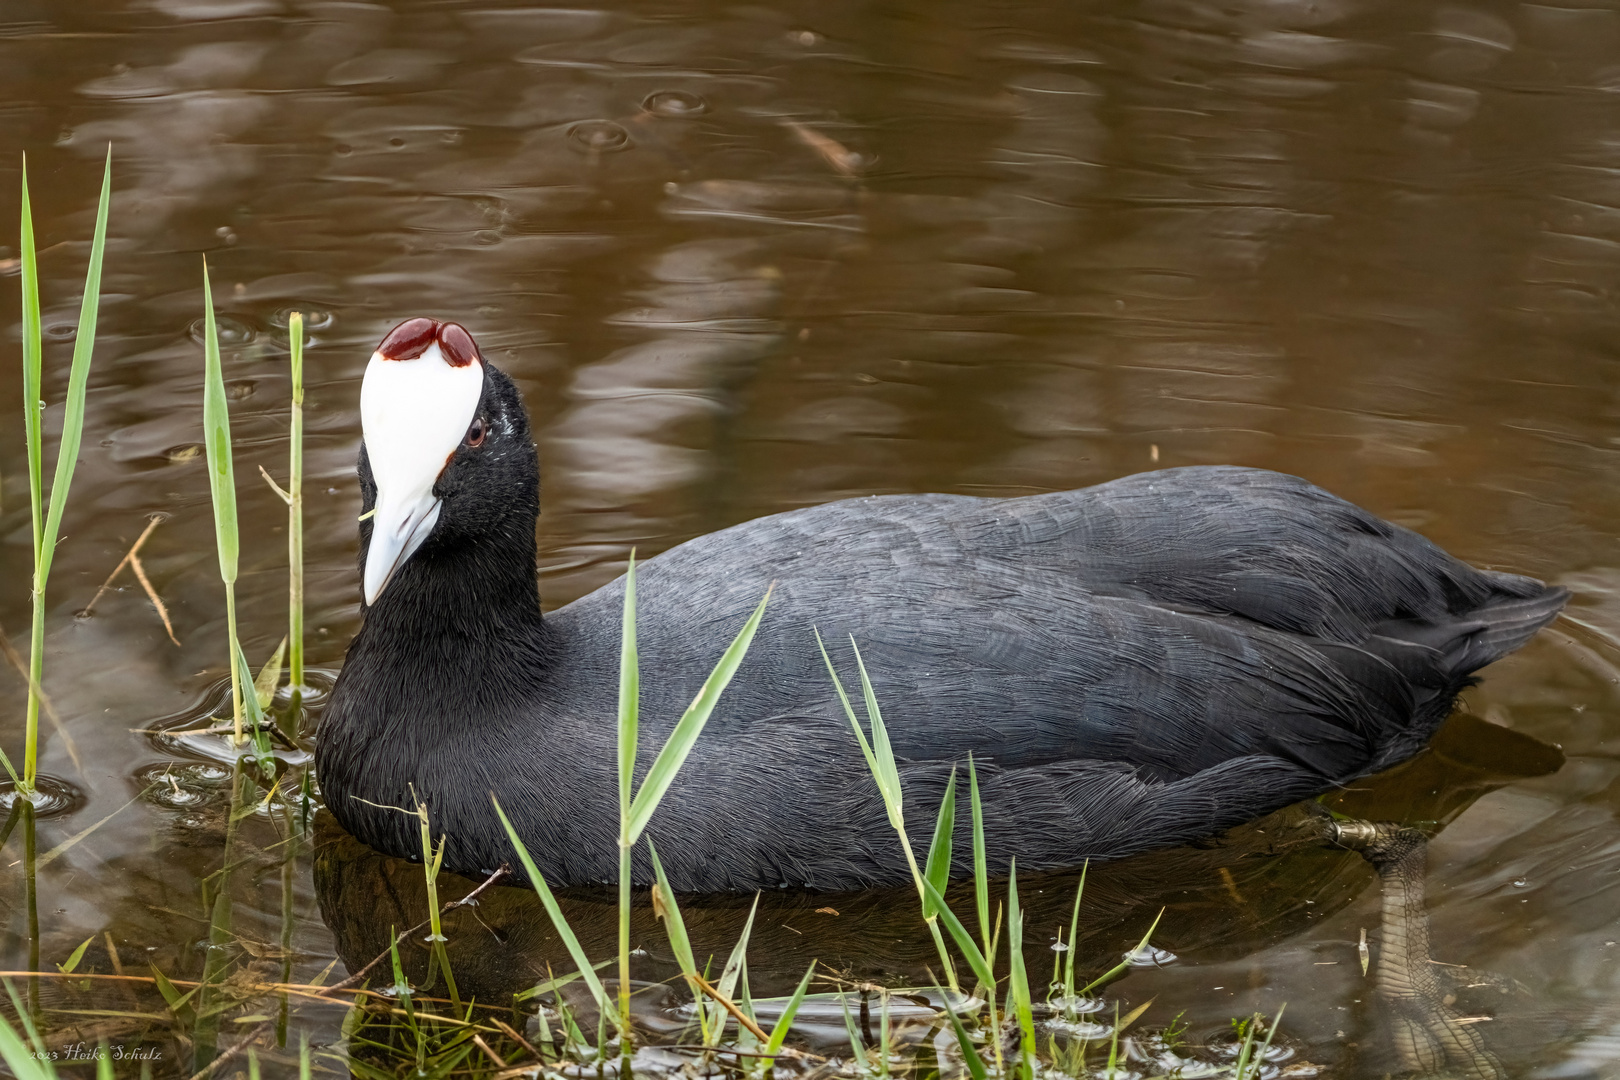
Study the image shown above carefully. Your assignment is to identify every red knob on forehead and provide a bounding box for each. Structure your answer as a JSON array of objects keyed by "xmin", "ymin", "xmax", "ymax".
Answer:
[
  {"xmin": 377, "ymin": 317, "xmax": 439, "ymax": 361},
  {"xmin": 437, "ymin": 322, "xmax": 482, "ymax": 368}
]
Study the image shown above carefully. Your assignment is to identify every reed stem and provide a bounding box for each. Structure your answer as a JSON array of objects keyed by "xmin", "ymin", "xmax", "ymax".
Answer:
[
  {"xmin": 619, "ymin": 843, "xmax": 632, "ymax": 1033},
  {"xmin": 21, "ymin": 604, "xmax": 42, "ymax": 793},
  {"xmin": 225, "ymin": 585, "xmax": 243, "ymax": 745},
  {"xmin": 19, "ymin": 157, "xmax": 41, "ymax": 797},
  {"xmin": 287, "ymin": 312, "xmax": 304, "ymax": 688}
]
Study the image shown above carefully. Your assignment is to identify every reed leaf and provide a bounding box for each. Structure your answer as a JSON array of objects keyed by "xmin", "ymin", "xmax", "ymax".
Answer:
[
  {"xmin": 937, "ymin": 992, "xmax": 989, "ymax": 1080},
  {"xmin": 0, "ymin": 1011, "xmax": 54, "ymax": 1080},
  {"xmin": 1078, "ymin": 907, "xmax": 1165, "ymax": 996},
  {"xmin": 919, "ymin": 877, "xmax": 996, "ymax": 991},
  {"xmin": 648, "ymin": 839, "xmax": 712, "ymax": 1042},
  {"xmin": 37, "ymin": 146, "xmax": 112, "ymax": 587},
  {"xmin": 617, "ymin": 554, "xmax": 639, "ymax": 832},
  {"xmin": 491, "ymin": 797, "xmax": 620, "ymax": 1031},
  {"xmin": 1063, "ymin": 862, "xmax": 1087, "ymax": 999},
  {"xmin": 923, "ymin": 769, "xmax": 956, "ymax": 918},
  {"xmin": 815, "ymin": 632, "xmax": 903, "ymax": 831},
  {"xmin": 20, "ymin": 158, "xmax": 41, "ymax": 571},
  {"xmin": 56, "ymin": 936, "xmax": 92, "ymax": 975},
  {"xmin": 625, "ymin": 588, "xmax": 771, "ymax": 843},
  {"xmin": 254, "ymin": 637, "xmax": 286, "ymax": 712},
  {"xmin": 706, "ymin": 893, "xmax": 759, "ymax": 1047},
  {"xmin": 232, "ymin": 639, "xmax": 274, "ymax": 768},
  {"xmin": 1006, "ymin": 864, "xmax": 1036, "ymax": 1076},
  {"xmin": 763, "ymin": 960, "xmax": 817, "ymax": 1056},
  {"xmin": 200, "ymin": 267, "xmax": 237, "ymax": 586}
]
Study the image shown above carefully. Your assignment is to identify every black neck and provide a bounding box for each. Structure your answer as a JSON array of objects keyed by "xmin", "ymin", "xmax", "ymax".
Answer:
[{"xmin": 353, "ymin": 502, "xmax": 549, "ymax": 704}]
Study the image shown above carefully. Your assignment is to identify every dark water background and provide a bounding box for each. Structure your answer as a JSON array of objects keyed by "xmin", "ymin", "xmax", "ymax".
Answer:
[{"xmin": 2, "ymin": 0, "xmax": 1620, "ymax": 1075}]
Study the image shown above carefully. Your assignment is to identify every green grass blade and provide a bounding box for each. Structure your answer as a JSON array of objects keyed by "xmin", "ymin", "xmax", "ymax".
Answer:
[
  {"xmin": 850, "ymin": 641, "xmax": 903, "ymax": 812},
  {"xmin": 233, "ymin": 639, "xmax": 274, "ymax": 765},
  {"xmin": 816, "ymin": 633, "xmax": 909, "ymax": 838},
  {"xmin": 706, "ymin": 892, "xmax": 759, "ymax": 1046},
  {"xmin": 617, "ymin": 554, "xmax": 638, "ymax": 831},
  {"xmin": 763, "ymin": 960, "xmax": 816, "ymax": 1055},
  {"xmin": 923, "ymin": 769, "xmax": 957, "ymax": 918},
  {"xmin": 967, "ymin": 756, "xmax": 990, "ymax": 953},
  {"xmin": 626, "ymin": 588, "xmax": 771, "ymax": 843},
  {"xmin": 1006, "ymin": 864, "xmax": 1036, "ymax": 1073},
  {"xmin": 1079, "ymin": 907, "xmax": 1165, "ymax": 996},
  {"xmin": 491, "ymin": 797, "xmax": 621, "ymax": 1030},
  {"xmin": 19, "ymin": 156, "xmax": 42, "ymax": 571},
  {"xmin": 838, "ymin": 994, "xmax": 866, "ymax": 1061},
  {"xmin": 1246, "ymin": 1004, "xmax": 1284, "ymax": 1080},
  {"xmin": 1064, "ymin": 862, "xmax": 1087, "ymax": 998},
  {"xmin": 0, "ymin": 1011, "xmax": 54, "ymax": 1080},
  {"xmin": 813, "ymin": 629, "xmax": 886, "ymax": 795},
  {"xmin": 200, "ymin": 265, "xmax": 238, "ymax": 585},
  {"xmin": 919, "ymin": 877, "xmax": 995, "ymax": 991},
  {"xmin": 56, "ymin": 935, "xmax": 92, "ymax": 974},
  {"xmin": 254, "ymin": 637, "xmax": 287, "ymax": 711},
  {"xmin": 937, "ymin": 992, "xmax": 989, "ymax": 1080},
  {"xmin": 515, "ymin": 958, "xmax": 614, "ymax": 1001},
  {"xmin": 37, "ymin": 146, "xmax": 111, "ymax": 587},
  {"xmin": 648, "ymin": 839, "xmax": 710, "ymax": 1043}
]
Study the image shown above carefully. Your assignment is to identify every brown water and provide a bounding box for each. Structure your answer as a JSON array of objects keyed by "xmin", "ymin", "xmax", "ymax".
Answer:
[{"xmin": 3, "ymin": 0, "xmax": 1620, "ymax": 1075}]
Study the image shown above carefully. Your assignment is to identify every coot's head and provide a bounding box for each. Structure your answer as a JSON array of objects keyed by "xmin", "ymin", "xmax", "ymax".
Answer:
[{"xmin": 357, "ymin": 318, "xmax": 537, "ymax": 608}]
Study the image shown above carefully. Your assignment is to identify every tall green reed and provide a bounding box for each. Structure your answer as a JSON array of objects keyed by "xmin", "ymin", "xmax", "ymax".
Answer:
[
  {"xmin": 815, "ymin": 631, "xmax": 961, "ymax": 993},
  {"xmin": 498, "ymin": 560, "xmax": 771, "ymax": 1039},
  {"xmin": 199, "ymin": 264, "xmax": 273, "ymax": 772},
  {"xmin": 15, "ymin": 148, "xmax": 112, "ymax": 794},
  {"xmin": 261, "ymin": 313, "xmax": 306, "ymax": 690},
  {"xmin": 0, "ymin": 980, "xmax": 56, "ymax": 1080}
]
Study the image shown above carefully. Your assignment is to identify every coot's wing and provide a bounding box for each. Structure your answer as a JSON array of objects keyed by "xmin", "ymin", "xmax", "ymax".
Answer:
[{"xmin": 625, "ymin": 466, "xmax": 1563, "ymax": 784}]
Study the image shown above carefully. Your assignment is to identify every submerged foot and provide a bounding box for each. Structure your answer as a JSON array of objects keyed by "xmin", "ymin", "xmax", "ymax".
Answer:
[{"xmin": 1329, "ymin": 819, "xmax": 1507, "ymax": 1080}]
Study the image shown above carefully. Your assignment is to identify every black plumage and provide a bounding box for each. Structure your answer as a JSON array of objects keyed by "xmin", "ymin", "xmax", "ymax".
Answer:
[{"xmin": 317, "ymin": 360, "xmax": 1567, "ymax": 893}]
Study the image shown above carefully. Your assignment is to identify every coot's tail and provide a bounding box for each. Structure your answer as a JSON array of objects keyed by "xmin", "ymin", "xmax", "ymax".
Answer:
[
  {"xmin": 1349, "ymin": 576, "xmax": 1567, "ymax": 774},
  {"xmin": 1359, "ymin": 577, "xmax": 1567, "ymax": 687},
  {"xmin": 1452, "ymin": 579, "xmax": 1570, "ymax": 676}
]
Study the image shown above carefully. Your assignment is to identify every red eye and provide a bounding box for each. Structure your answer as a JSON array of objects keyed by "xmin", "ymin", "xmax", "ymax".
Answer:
[{"xmin": 467, "ymin": 418, "xmax": 486, "ymax": 447}]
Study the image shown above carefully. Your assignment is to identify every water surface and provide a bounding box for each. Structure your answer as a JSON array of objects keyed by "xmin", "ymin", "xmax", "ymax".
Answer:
[{"xmin": 2, "ymin": 0, "xmax": 1619, "ymax": 1075}]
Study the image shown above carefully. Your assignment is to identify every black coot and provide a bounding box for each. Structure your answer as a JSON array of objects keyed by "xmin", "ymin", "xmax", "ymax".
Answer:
[{"xmin": 317, "ymin": 319, "xmax": 1567, "ymax": 893}]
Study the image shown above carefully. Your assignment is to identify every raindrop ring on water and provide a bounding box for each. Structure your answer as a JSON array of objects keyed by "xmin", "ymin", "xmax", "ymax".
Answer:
[
  {"xmin": 188, "ymin": 314, "xmax": 256, "ymax": 347},
  {"xmin": 643, "ymin": 90, "xmax": 707, "ymax": 117},
  {"xmin": 0, "ymin": 775, "xmax": 87, "ymax": 818},
  {"xmin": 273, "ymin": 306, "xmax": 335, "ymax": 333},
  {"xmin": 567, "ymin": 120, "xmax": 631, "ymax": 153}
]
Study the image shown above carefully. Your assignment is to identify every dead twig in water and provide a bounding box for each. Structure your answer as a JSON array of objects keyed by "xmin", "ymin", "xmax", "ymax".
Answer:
[
  {"xmin": 690, "ymin": 972, "xmax": 825, "ymax": 1059},
  {"xmin": 782, "ymin": 121, "xmax": 865, "ymax": 178},
  {"xmin": 318, "ymin": 864, "xmax": 510, "ymax": 996},
  {"xmin": 0, "ymin": 621, "xmax": 82, "ymax": 774},
  {"xmin": 185, "ymin": 1018, "xmax": 272, "ymax": 1080},
  {"xmin": 473, "ymin": 1034, "xmax": 509, "ymax": 1069},
  {"xmin": 492, "ymin": 1017, "xmax": 543, "ymax": 1062},
  {"xmin": 84, "ymin": 513, "xmax": 180, "ymax": 645}
]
